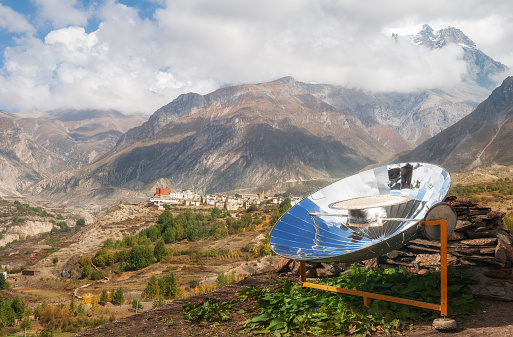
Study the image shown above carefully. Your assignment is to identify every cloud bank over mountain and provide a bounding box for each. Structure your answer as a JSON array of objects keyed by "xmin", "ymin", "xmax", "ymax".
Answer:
[{"xmin": 0, "ymin": 0, "xmax": 512, "ymax": 115}]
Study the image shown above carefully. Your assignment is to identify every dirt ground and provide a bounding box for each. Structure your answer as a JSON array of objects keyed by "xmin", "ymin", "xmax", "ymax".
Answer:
[{"xmin": 73, "ymin": 272, "xmax": 513, "ymax": 337}]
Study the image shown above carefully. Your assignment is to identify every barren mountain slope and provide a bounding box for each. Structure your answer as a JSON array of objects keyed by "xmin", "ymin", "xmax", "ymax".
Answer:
[{"xmin": 398, "ymin": 76, "xmax": 513, "ymax": 171}]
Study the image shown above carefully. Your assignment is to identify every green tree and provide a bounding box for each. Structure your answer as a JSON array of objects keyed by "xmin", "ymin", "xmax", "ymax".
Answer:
[
  {"xmin": 145, "ymin": 276, "xmax": 160, "ymax": 299},
  {"xmin": 0, "ymin": 273, "xmax": 7, "ymax": 290},
  {"xmin": 154, "ymin": 240, "xmax": 167, "ymax": 262},
  {"xmin": 125, "ymin": 245, "xmax": 154, "ymax": 271},
  {"xmin": 278, "ymin": 198, "xmax": 292, "ymax": 214},
  {"xmin": 0, "ymin": 298, "xmax": 15, "ymax": 327},
  {"xmin": 210, "ymin": 222, "xmax": 228, "ymax": 238},
  {"xmin": 76, "ymin": 218, "xmax": 86, "ymax": 227},
  {"xmin": 81, "ymin": 263, "xmax": 92, "ymax": 278},
  {"xmin": 11, "ymin": 296, "xmax": 25, "ymax": 319},
  {"xmin": 211, "ymin": 207, "xmax": 222, "ymax": 219},
  {"xmin": 158, "ymin": 273, "xmax": 177, "ymax": 299},
  {"xmin": 100, "ymin": 290, "xmax": 109, "ymax": 305},
  {"xmin": 216, "ymin": 272, "xmax": 227, "ymax": 287},
  {"xmin": 112, "ymin": 287, "xmax": 124, "ymax": 305}
]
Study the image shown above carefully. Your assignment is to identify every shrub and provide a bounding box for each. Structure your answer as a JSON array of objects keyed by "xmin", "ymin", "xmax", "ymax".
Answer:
[
  {"xmin": 112, "ymin": 287, "xmax": 124, "ymax": 305},
  {"xmin": 90, "ymin": 270, "xmax": 106, "ymax": 280},
  {"xmin": 132, "ymin": 298, "xmax": 143, "ymax": 310},
  {"xmin": 103, "ymin": 238, "xmax": 114, "ymax": 249},
  {"xmin": 81, "ymin": 264, "xmax": 92, "ymax": 278},
  {"xmin": 153, "ymin": 296, "xmax": 165, "ymax": 308},
  {"xmin": 470, "ymin": 195, "xmax": 481, "ymax": 203},
  {"xmin": 76, "ymin": 218, "xmax": 86, "ymax": 227},
  {"xmin": 504, "ymin": 214, "xmax": 513, "ymax": 231}
]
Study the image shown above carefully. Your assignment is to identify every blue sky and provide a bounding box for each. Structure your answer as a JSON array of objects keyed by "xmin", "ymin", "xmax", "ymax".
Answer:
[{"xmin": 1, "ymin": 0, "xmax": 513, "ymax": 115}]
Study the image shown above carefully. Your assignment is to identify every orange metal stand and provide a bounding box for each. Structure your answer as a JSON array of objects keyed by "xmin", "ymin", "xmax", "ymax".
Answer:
[{"xmin": 300, "ymin": 219, "xmax": 448, "ymax": 316}]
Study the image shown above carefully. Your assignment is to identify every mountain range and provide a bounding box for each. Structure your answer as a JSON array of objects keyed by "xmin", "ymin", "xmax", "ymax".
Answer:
[
  {"xmin": 398, "ymin": 76, "xmax": 513, "ymax": 171},
  {"xmin": 0, "ymin": 25, "xmax": 511, "ymax": 207}
]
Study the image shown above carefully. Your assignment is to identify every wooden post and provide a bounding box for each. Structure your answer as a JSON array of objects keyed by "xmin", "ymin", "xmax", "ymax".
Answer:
[
  {"xmin": 440, "ymin": 219, "xmax": 448, "ymax": 316},
  {"xmin": 300, "ymin": 261, "xmax": 306, "ymax": 283}
]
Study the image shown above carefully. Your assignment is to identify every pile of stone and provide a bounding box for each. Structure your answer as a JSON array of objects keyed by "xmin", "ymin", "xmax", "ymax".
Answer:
[{"xmin": 381, "ymin": 196, "xmax": 513, "ymax": 274}]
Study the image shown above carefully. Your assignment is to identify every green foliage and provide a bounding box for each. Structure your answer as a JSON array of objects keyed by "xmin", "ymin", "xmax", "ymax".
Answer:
[
  {"xmin": 43, "ymin": 247, "xmax": 59, "ymax": 258},
  {"xmin": 145, "ymin": 274, "xmax": 177, "ymax": 300},
  {"xmin": 0, "ymin": 273, "xmax": 7, "ymax": 290},
  {"xmin": 132, "ymin": 298, "xmax": 143, "ymax": 310},
  {"xmin": 211, "ymin": 207, "xmax": 223, "ymax": 219},
  {"xmin": 93, "ymin": 249, "xmax": 117, "ymax": 267},
  {"xmin": 145, "ymin": 276, "xmax": 160, "ymax": 299},
  {"xmin": 11, "ymin": 295, "xmax": 25, "ymax": 319},
  {"xmin": 0, "ymin": 296, "xmax": 26, "ymax": 327},
  {"xmin": 153, "ymin": 296, "xmax": 166, "ymax": 308},
  {"xmin": 20, "ymin": 316, "xmax": 31, "ymax": 329},
  {"xmin": 183, "ymin": 297, "xmax": 243, "ymax": 323},
  {"xmin": 241, "ymin": 266, "xmax": 478, "ymax": 336},
  {"xmin": 246, "ymin": 204, "xmax": 259, "ymax": 212},
  {"xmin": 125, "ymin": 245, "xmax": 154, "ymax": 271},
  {"xmin": 38, "ymin": 323, "xmax": 55, "ymax": 337},
  {"xmin": 158, "ymin": 273, "xmax": 177, "ymax": 299},
  {"xmin": 154, "ymin": 239, "xmax": 167, "ymax": 262},
  {"xmin": 209, "ymin": 222, "xmax": 228, "ymax": 238},
  {"xmin": 236, "ymin": 285, "xmax": 271, "ymax": 301},
  {"xmin": 100, "ymin": 290, "xmax": 109, "ymax": 305},
  {"xmin": 112, "ymin": 287, "xmax": 124, "ymax": 305},
  {"xmin": 90, "ymin": 270, "xmax": 106, "ymax": 280},
  {"xmin": 33, "ymin": 301, "xmax": 48, "ymax": 319},
  {"xmin": 81, "ymin": 263, "xmax": 92, "ymax": 278},
  {"xmin": 76, "ymin": 218, "xmax": 86, "ymax": 227},
  {"xmin": 449, "ymin": 179, "xmax": 513, "ymax": 197},
  {"xmin": 51, "ymin": 221, "xmax": 70, "ymax": 233},
  {"xmin": 103, "ymin": 238, "xmax": 114, "ymax": 249}
]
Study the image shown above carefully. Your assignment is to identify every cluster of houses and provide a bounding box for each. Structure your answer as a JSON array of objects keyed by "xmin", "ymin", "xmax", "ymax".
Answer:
[{"xmin": 149, "ymin": 188, "xmax": 302, "ymax": 211}]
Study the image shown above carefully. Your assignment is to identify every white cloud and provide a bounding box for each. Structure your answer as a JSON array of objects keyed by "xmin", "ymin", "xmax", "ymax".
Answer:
[
  {"xmin": 0, "ymin": 4, "xmax": 35, "ymax": 34},
  {"xmin": 34, "ymin": 0, "xmax": 89, "ymax": 28},
  {"xmin": 0, "ymin": 0, "xmax": 513, "ymax": 115}
]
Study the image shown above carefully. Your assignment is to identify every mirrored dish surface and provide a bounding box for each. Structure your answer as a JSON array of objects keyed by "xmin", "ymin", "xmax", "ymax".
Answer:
[{"xmin": 269, "ymin": 162, "xmax": 451, "ymax": 262}]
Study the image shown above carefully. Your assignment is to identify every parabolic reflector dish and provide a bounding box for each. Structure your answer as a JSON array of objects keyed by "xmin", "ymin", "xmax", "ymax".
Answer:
[{"xmin": 270, "ymin": 163, "xmax": 451, "ymax": 262}]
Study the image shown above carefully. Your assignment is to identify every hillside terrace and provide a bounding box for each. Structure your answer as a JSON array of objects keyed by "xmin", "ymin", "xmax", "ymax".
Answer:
[{"xmin": 149, "ymin": 188, "xmax": 301, "ymax": 211}]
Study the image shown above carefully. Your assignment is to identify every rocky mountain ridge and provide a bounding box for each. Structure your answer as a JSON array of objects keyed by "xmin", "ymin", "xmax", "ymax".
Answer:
[
  {"xmin": 0, "ymin": 109, "xmax": 144, "ymax": 191},
  {"xmin": 411, "ymin": 24, "xmax": 508, "ymax": 89},
  {"xmin": 34, "ymin": 78, "xmax": 390, "ymax": 205},
  {"xmin": 398, "ymin": 76, "xmax": 513, "ymax": 171}
]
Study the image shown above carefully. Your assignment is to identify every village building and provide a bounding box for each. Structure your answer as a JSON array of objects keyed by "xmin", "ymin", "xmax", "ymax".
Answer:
[{"xmin": 150, "ymin": 188, "xmax": 298, "ymax": 211}]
